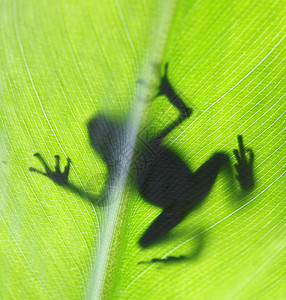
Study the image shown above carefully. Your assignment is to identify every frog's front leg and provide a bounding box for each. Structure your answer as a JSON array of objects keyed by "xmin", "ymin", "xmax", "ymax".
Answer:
[
  {"xmin": 29, "ymin": 153, "xmax": 71, "ymax": 186},
  {"xmin": 233, "ymin": 135, "xmax": 254, "ymax": 190},
  {"xmin": 29, "ymin": 153, "xmax": 108, "ymax": 206},
  {"xmin": 157, "ymin": 63, "xmax": 192, "ymax": 119}
]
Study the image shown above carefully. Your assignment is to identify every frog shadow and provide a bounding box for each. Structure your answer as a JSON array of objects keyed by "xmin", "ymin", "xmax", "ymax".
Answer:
[{"xmin": 29, "ymin": 63, "xmax": 254, "ymax": 257}]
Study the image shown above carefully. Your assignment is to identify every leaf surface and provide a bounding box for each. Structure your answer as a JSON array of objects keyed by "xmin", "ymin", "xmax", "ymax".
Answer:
[{"xmin": 0, "ymin": 0, "xmax": 285, "ymax": 299}]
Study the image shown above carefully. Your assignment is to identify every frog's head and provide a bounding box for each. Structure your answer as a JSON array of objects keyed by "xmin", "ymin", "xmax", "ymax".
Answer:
[{"xmin": 87, "ymin": 114, "xmax": 126, "ymax": 166}]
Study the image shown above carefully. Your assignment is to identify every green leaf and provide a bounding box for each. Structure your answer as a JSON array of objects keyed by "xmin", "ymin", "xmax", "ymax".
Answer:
[{"xmin": 1, "ymin": 0, "xmax": 285, "ymax": 299}]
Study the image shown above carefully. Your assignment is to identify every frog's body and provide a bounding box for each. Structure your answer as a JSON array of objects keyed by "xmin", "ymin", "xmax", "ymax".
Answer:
[
  {"xmin": 135, "ymin": 65, "xmax": 229, "ymax": 247},
  {"xmin": 30, "ymin": 63, "xmax": 254, "ymax": 249}
]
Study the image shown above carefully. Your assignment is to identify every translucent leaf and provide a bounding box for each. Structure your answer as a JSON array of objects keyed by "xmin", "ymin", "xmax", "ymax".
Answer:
[{"xmin": 0, "ymin": 0, "xmax": 285, "ymax": 299}]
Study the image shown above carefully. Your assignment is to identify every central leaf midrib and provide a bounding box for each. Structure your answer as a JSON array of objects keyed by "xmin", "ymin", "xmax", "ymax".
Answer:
[{"xmin": 87, "ymin": 1, "xmax": 178, "ymax": 299}]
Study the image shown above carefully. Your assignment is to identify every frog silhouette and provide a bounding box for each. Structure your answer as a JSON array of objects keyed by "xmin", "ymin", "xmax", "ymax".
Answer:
[
  {"xmin": 29, "ymin": 63, "xmax": 254, "ymax": 248},
  {"xmin": 135, "ymin": 64, "xmax": 230, "ymax": 247},
  {"xmin": 29, "ymin": 115, "xmax": 128, "ymax": 207}
]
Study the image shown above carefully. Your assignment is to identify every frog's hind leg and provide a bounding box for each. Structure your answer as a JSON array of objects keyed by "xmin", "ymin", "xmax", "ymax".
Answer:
[
  {"xmin": 188, "ymin": 152, "xmax": 230, "ymax": 209},
  {"xmin": 139, "ymin": 153, "xmax": 230, "ymax": 248},
  {"xmin": 139, "ymin": 207, "xmax": 184, "ymax": 248}
]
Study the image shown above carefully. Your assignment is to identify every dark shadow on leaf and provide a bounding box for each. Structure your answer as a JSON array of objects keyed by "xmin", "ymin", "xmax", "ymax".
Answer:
[{"xmin": 138, "ymin": 231, "xmax": 206, "ymax": 265}]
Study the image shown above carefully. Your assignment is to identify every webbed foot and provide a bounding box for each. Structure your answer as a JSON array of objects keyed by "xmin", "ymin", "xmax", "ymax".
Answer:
[
  {"xmin": 233, "ymin": 135, "xmax": 254, "ymax": 190},
  {"xmin": 29, "ymin": 153, "xmax": 71, "ymax": 186}
]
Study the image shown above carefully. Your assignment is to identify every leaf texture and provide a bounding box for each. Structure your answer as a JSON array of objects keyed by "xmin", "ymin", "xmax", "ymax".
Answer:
[{"xmin": 0, "ymin": 0, "xmax": 285, "ymax": 299}]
